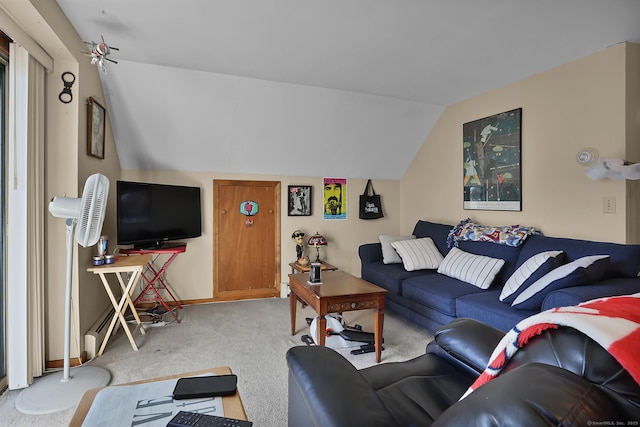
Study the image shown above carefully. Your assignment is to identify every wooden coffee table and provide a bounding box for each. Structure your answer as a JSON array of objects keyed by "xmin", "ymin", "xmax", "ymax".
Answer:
[{"xmin": 289, "ymin": 271, "xmax": 387, "ymax": 362}]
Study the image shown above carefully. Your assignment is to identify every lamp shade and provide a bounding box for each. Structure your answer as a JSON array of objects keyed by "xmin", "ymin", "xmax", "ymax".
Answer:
[
  {"xmin": 308, "ymin": 233, "xmax": 327, "ymax": 247},
  {"xmin": 308, "ymin": 232, "xmax": 327, "ymax": 262}
]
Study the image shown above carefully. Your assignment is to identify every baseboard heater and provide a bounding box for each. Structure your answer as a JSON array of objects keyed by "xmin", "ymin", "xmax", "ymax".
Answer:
[{"xmin": 85, "ymin": 306, "xmax": 115, "ymax": 359}]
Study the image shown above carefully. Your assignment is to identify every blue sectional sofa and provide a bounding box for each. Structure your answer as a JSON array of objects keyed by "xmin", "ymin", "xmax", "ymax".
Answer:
[{"xmin": 359, "ymin": 220, "xmax": 640, "ymax": 332}]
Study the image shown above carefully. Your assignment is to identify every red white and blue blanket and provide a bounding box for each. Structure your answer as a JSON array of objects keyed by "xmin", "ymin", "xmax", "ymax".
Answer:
[{"xmin": 461, "ymin": 293, "xmax": 640, "ymax": 399}]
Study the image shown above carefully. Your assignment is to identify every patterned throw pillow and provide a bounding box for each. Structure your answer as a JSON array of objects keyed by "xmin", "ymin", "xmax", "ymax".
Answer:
[
  {"xmin": 379, "ymin": 235, "xmax": 416, "ymax": 264},
  {"xmin": 390, "ymin": 237, "xmax": 444, "ymax": 271},
  {"xmin": 512, "ymin": 255, "xmax": 610, "ymax": 310},
  {"xmin": 500, "ymin": 251, "xmax": 565, "ymax": 303},
  {"xmin": 437, "ymin": 247, "xmax": 505, "ymax": 289}
]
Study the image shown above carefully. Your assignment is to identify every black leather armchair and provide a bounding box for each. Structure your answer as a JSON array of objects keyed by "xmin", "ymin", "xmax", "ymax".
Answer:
[{"xmin": 286, "ymin": 318, "xmax": 640, "ymax": 427}]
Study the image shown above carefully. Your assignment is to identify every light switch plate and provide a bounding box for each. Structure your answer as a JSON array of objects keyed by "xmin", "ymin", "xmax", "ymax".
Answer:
[{"xmin": 603, "ymin": 197, "xmax": 616, "ymax": 213}]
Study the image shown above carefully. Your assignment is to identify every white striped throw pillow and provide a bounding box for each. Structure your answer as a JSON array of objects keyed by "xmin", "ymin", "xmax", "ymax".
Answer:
[
  {"xmin": 390, "ymin": 237, "xmax": 444, "ymax": 271},
  {"xmin": 437, "ymin": 247, "xmax": 505, "ymax": 289}
]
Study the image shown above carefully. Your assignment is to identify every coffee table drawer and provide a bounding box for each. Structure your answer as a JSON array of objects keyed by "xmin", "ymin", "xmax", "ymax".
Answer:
[{"xmin": 328, "ymin": 299, "xmax": 378, "ymax": 312}]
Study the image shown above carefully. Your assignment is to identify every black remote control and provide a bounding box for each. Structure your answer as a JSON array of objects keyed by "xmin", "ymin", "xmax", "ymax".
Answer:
[{"xmin": 167, "ymin": 410, "xmax": 253, "ymax": 427}]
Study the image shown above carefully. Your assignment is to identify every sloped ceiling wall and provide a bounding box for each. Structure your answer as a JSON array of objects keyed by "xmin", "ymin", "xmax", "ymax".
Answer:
[
  {"xmin": 101, "ymin": 60, "xmax": 443, "ymax": 179},
  {"xmin": 55, "ymin": 0, "xmax": 640, "ymax": 179}
]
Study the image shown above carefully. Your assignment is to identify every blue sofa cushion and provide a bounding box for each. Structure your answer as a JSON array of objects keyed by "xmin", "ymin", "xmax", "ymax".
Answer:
[
  {"xmin": 402, "ymin": 274, "xmax": 484, "ymax": 316},
  {"xmin": 362, "ymin": 261, "xmax": 435, "ymax": 295},
  {"xmin": 515, "ymin": 234, "xmax": 640, "ymax": 279},
  {"xmin": 359, "ymin": 242, "xmax": 384, "ymax": 264},
  {"xmin": 541, "ymin": 277, "xmax": 640, "ymax": 310},
  {"xmin": 512, "ymin": 255, "xmax": 610, "ymax": 310},
  {"xmin": 456, "ymin": 291, "xmax": 536, "ymax": 332},
  {"xmin": 412, "ymin": 220, "xmax": 454, "ymax": 257}
]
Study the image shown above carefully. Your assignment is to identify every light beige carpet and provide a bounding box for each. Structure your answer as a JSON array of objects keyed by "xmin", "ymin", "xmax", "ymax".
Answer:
[{"xmin": 0, "ymin": 297, "xmax": 433, "ymax": 426}]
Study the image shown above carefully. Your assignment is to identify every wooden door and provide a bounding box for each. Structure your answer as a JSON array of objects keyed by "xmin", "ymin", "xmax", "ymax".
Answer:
[{"xmin": 214, "ymin": 180, "xmax": 280, "ymax": 301}]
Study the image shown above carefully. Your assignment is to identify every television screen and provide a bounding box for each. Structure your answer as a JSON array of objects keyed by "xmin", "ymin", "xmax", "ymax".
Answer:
[{"xmin": 117, "ymin": 181, "xmax": 202, "ymax": 248}]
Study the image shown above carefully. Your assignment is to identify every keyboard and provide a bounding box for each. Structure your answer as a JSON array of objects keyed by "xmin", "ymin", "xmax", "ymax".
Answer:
[{"xmin": 167, "ymin": 411, "xmax": 253, "ymax": 427}]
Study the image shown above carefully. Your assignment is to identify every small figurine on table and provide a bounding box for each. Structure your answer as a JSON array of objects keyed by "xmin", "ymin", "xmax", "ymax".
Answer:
[{"xmin": 291, "ymin": 230, "xmax": 309, "ymax": 266}]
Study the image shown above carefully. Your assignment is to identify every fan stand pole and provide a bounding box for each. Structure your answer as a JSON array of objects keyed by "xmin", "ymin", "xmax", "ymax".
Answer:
[
  {"xmin": 62, "ymin": 218, "xmax": 74, "ymax": 381},
  {"xmin": 14, "ymin": 219, "xmax": 111, "ymax": 415}
]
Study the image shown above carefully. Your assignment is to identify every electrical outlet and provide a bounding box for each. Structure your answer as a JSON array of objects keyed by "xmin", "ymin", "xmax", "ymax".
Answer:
[{"xmin": 603, "ymin": 197, "xmax": 616, "ymax": 214}]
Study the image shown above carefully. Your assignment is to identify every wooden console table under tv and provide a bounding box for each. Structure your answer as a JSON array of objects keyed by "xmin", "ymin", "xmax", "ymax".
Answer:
[
  {"xmin": 120, "ymin": 243, "xmax": 186, "ymax": 323},
  {"xmin": 289, "ymin": 270, "xmax": 387, "ymax": 363}
]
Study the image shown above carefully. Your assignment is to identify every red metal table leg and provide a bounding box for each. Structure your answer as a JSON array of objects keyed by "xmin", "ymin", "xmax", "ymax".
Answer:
[{"xmin": 127, "ymin": 249, "xmax": 185, "ymax": 323}]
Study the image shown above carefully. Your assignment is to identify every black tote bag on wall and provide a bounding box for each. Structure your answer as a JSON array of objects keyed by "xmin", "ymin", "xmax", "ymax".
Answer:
[{"xmin": 359, "ymin": 180, "xmax": 384, "ymax": 220}]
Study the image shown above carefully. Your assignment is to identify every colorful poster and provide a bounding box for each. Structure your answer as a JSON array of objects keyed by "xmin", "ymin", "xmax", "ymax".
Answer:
[
  {"xmin": 463, "ymin": 108, "xmax": 522, "ymax": 211},
  {"xmin": 323, "ymin": 178, "xmax": 346, "ymax": 220}
]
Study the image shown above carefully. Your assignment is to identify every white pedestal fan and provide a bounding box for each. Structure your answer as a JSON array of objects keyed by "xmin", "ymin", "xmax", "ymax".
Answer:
[{"xmin": 15, "ymin": 173, "xmax": 112, "ymax": 414}]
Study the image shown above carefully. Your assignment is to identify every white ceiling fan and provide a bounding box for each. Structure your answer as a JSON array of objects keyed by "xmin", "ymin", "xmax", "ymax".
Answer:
[{"xmin": 15, "ymin": 173, "xmax": 112, "ymax": 414}]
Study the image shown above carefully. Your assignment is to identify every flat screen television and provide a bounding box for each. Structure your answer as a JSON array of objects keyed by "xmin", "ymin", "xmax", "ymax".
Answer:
[{"xmin": 117, "ymin": 180, "xmax": 202, "ymax": 249}]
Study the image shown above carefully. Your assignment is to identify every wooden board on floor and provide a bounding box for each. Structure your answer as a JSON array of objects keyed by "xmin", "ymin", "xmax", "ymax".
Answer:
[{"xmin": 70, "ymin": 366, "xmax": 248, "ymax": 426}]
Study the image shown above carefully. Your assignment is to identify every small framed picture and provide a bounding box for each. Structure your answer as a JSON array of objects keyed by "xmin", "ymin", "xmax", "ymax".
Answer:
[
  {"xmin": 288, "ymin": 185, "xmax": 312, "ymax": 216},
  {"xmin": 87, "ymin": 97, "xmax": 106, "ymax": 159}
]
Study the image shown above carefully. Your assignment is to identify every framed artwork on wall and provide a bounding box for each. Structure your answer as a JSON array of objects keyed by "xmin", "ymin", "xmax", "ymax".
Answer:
[
  {"xmin": 323, "ymin": 177, "xmax": 347, "ymax": 220},
  {"xmin": 87, "ymin": 97, "xmax": 106, "ymax": 159},
  {"xmin": 463, "ymin": 108, "xmax": 522, "ymax": 211},
  {"xmin": 288, "ymin": 185, "xmax": 312, "ymax": 216}
]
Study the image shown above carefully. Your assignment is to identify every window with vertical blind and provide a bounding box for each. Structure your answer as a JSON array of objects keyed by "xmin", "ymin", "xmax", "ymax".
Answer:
[{"xmin": 0, "ymin": 29, "xmax": 9, "ymax": 392}]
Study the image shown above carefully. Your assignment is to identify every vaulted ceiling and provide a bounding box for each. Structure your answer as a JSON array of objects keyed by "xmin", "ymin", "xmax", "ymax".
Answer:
[{"xmin": 55, "ymin": 1, "xmax": 640, "ymax": 179}]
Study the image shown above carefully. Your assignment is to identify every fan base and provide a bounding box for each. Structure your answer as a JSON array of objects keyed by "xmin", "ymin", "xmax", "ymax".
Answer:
[{"xmin": 15, "ymin": 366, "xmax": 111, "ymax": 415}]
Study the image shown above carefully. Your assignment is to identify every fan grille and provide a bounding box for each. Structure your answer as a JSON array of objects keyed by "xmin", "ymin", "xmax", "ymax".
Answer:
[{"xmin": 77, "ymin": 174, "xmax": 109, "ymax": 247}]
